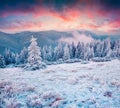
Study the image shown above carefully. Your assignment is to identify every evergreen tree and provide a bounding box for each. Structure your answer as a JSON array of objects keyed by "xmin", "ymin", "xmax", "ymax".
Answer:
[
  {"xmin": 75, "ymin": 42, "xmax": 84, "ymax": 59},
  {"xmin": 15, "ymin": 53, "xmax": 21, "ymax": 65},
  {"xmin": 63, "ymin": 44, "xmax": 70, "ymax": 61},
  {"xmin": 109, "ymin": 40, "xmax": 120, "ymax": 58},
  {"xmin": 25, "ymin": 36, "xmax": 46, "ymax": 70},
  {"xmin": 47, "ymin": 46, "xmax": 53, "ymax": 61},
  {"xmin": 19, "ymin": 47, "xmax": 28, "ymax": 64},
  {"xmin": 4, "ymin": 48, "xmax": 16, "ymax": 65},
  {"xmin": 69, "ymin": 42, "xmax": 76, "ymax": 59},
  {"xmin": 102, "ymin": 39, "xmax": 111, "ymax": 57},
  {"xmin": 4, "ymin": 48, "xmax": 11, "ymax": 65},
  {"xmin": 94, "ymin": 41, "xmax": 103, "ymax": 57},
  {"xmin": 42, "ymin": 46, "xmax": 48, "ymax": 61},
  {"xmin": 11, "ymin": 52, "xmax": 16, "ymax": 64},
  {"xmin": 114, "ymin": 40, "xmax": 120, "ymax": 58},
  {"xmin": 53, "ymin": 43, "xmax": 63, "ymax": 61},
  {"xmin": 75, "ymin": 42, "xmax": 81, "ymax": 58},
  {"xmin": 0, "ymin": 55, "xmax": 5, "ymax": 68},
  {"xmin": 84, "ymin": 45, "xmax": 94, "ymax": 60}
]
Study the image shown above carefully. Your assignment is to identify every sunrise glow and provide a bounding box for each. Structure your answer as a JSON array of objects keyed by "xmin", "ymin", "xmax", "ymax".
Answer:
[{"xmin": 0, "ymin": 0, "xmax": 120, "ymax": 34}]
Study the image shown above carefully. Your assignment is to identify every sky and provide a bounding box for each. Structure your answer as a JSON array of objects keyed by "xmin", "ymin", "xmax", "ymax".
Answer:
[{"xmin": 0, "ymin": 0, "xmax": 120, "ymax": 35}]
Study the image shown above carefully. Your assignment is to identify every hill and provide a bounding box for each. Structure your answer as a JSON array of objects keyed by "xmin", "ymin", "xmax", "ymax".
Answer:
[{"xmin": 0, "ymin": 30, "xmax": 119, "ymax": 54}]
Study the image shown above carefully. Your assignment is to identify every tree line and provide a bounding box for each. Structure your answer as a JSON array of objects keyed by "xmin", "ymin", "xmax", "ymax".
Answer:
[{"xmin": 0, "ymin": 36, "xmax": 120, "ymax": 68}]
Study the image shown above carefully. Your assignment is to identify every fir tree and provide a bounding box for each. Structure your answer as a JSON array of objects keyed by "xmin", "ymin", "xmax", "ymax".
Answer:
[
  {"xmin": 4, "ymin": 48, "xmax": 16, "ymax": 65},
  {"xmin": 63, "ymin": 44, "xmax": 70, "ymax": 61},
  {"xmin": 47, "ymin": 46, "xmax": 53, "ymax": 61},
  {"xmin": 42, "ymin": 46, "xmax": 48, "ymax": 61},
  {"xmin": 25, "ymin": 36, "xmax": 46, "ymax": 70},
  {"xmin": 53, "ymin": 43, "xmax": 63, "ymax": 61},
  {"xmin": 15, "ymin": 53, "xmax": 21, "ymax": 65},
  {"xmin": 69, "ymin": 42, "xmax": 76, "ymax": 59},
  {"xmin": 20, "ymin": 47, "xmax": 28, "ymax": 64},
  {"xmin": 0, "ymin": 55, "xmax": 5, "ymax": 68},
  {"xmin": 75, "ymin": 42, "xmax": 84, "ymax": 59}
]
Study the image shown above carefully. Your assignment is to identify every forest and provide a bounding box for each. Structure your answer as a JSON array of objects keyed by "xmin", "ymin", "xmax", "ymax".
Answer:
[{"xmin": 0, "ymin": 37, "xmax": 120, "ymax": 69}]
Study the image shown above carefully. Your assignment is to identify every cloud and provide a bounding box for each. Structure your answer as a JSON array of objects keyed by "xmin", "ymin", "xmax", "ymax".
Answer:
[
  {"xmin": 0, "ymin": 19, "xmax": 42, "ymax": 33},
  {"xmin": 0, "ymin": 0, "xmax": 119, "ymax": 18},
  {"xmin": 0, "ymin": 0, "xmax": 120, "ymax": 34},
  {"xmin": 59, "ymin": 31, "xmax": 94, "ymax": 44}
]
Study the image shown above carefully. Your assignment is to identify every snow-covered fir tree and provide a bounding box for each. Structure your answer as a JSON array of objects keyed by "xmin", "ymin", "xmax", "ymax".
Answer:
[
  {"xmin": 84, "ymin": 45, "xmax": 94, "ymax": 60},
  {"xmin": 102, "ymin": 39, "xmax": 111, "ymax": 57},
  {"xmin": 63, "ymin": 44, "xmax": 70, "ymax": 61},
  {"xmin": 104, "ymin": 39, "xmax": 112, "ymax": 57},
  {"xmin": 4, "ymin": 48, "xmax": 16, "ymax": 65},
  {"xmin": 69, "ymin": 42, "xmax": 76, "ymax": 59},
  {"xmin": 53, "ymin": 43, "xmax": 63, "ymax": 61},
  {"xmin": 19, "ymin": 47, "xmax": 28, "ymax": 64},
  {"xmin": 112, "ymin": 40, "xmax": 120, "ymax": 58},
  {"xmin": 94, "ymin": 41, "xmax": 103, "ymax": 57},
  {"xmin": 15, "ymin": 53, "xmax": 21, "ymax": 65},
  {"xmin": 46, "ymin": 46, "xmax": 53, "ymax": 61},
  {"xmin": 75, "ymin": 42, "xmax": 81, "ymax": 59},
  {"xmin": 75, "ymin": 42, "xmax": 84, "ymax": 59},
  {"xmin": 42, "ymin": 46, "xmax": 49, "ymax": 61},
  {"xmin": 25, "ymin": 36, "xmax": 46, "ymax": 70},
  {"xmin": 0, "ymin": 55, "xmax": 5, "ymax": 68}
]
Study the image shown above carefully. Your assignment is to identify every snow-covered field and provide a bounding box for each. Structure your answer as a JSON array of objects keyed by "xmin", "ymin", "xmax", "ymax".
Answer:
[{"xmin": 0, "ymin": 60, "xmax": 120, "ymax": 108}]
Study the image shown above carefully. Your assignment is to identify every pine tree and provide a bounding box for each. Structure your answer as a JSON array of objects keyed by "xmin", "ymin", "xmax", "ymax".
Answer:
[
  {"xmin": 69, "ymin": 42, "xmax": 76, "ymax": 59},
  {"xmin": 19, "ymin": 47, "xmax": 28, "ymax": 64},
  {"xmin": 75, "ymin": 42, "xmax": 81, "ymax": 58},
  {"xmin": 47, "ymin": 46, "xmax": 53, "ymax": 61},
  {"xmin": 105, "ymin": 39, "xmax": 112, "ymax": 57},
  {"xmin": 75, "ymin": 42, "xmax": 84, "ymax": 59},
  {"xmin": 63, "ymin": 44, "xmax": 70, "ymax": 61},
  {"xmin": 11, "ymin": 52, "xmax": 16, "ymax": 64},
  {"xmin": 15, "ymin": 53, "xmax": 21, "ymax": 65},
  {"xmin": 84, "ymin": 45, "xmax": 94, "ymax": 60},
  {"xmin": 102, "ymin": 39, "xmax": 111, "ymax": 57},
  {"xmin": 0, "ymin": 55, "xmax": 5, "ymax": 68},
  {"xmin": 94, "ymin": 41, "xmax": 103, "ymax": 57},
  {"xmin": 25, "ymin": 36, "xmax": 46, "ymax": 70},
  {"xmin": 4, "ymin": 48, "xmax": 16, "ymax": 65},
  {"xmin": 53, "ymin": 43, "xmax": 63, "ymax": 61},
  {"xmin": 42, "ymin": 46, "xmax": 48, "ymax": 61},
  {"xmin": 112, "ymin": 40, "xmax": 120, "ymax": 58}
]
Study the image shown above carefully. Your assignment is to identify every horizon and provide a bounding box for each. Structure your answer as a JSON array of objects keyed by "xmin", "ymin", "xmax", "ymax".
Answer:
[
  {"xmin": 0, "ymin": 29, "xmax": 120, "ymax": 37},
  {"xmin": 0, "ymin": 0, "xmax": 120, "ymax": 35}
]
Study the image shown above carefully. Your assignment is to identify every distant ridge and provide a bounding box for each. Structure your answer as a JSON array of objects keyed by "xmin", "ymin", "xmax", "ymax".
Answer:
[{"xmin": 0, "ymin": 30, "xmax": 120, "ymax": 54}]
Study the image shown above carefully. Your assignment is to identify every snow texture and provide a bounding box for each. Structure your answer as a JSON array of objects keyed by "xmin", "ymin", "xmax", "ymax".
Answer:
[{"xmin": 0, "ymin": 59, "xmax": 120, "ymax": 108}]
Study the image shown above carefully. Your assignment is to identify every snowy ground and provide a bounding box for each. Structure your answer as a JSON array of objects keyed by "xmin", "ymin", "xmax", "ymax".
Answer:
[{"xmin": 0, "ymin": 60, "xmax": 120, "ymax": 108}]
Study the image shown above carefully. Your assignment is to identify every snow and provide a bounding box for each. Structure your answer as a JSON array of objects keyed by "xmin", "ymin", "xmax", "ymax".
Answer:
[{"xmin": 0, "ymin": 59, "xmax": 120, "ymax": 107}]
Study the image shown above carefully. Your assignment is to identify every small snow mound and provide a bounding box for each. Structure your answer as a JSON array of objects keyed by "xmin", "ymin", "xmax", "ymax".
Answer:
[{"xmin": 24, "ymin": 62, "xmax": 46, "ymax": 71}]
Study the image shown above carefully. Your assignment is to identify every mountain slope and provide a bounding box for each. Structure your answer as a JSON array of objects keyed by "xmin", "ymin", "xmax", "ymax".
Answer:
[{"xmin": 0, "ymin": 30, "xmax": 120, "ymax": 54}]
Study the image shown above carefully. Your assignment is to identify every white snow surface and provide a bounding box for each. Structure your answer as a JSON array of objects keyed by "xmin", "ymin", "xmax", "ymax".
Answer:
[{"xmin": 0, "ymin": 59, "xmax": 120, "ymax": 108}]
